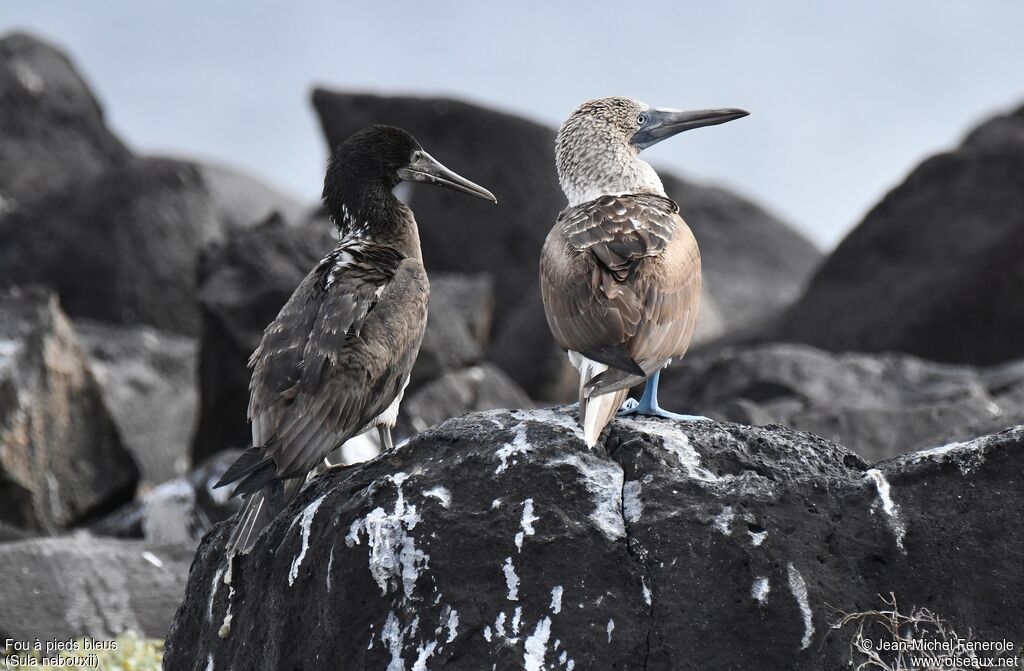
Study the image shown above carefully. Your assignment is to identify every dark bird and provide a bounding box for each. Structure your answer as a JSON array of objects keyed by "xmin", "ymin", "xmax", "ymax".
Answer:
[
  {"xmin": 540, "ymin": 97, "xmax": 748, "ymax": 446},
  {"xmin": 217, "ymin": 125, "xmax": 496, "ymax": 554}
]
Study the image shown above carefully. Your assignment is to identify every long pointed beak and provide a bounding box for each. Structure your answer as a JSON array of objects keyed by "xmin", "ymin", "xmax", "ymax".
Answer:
[
  {"xmin": 631, "ymin": 107, "xmax": 749, "ymax": 150},
  {"xmin": 398, "ymin": 151, "xmax": 497, "ymax": 203}
]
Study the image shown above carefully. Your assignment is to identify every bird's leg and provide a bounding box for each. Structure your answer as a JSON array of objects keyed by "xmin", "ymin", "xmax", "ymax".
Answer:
[
  {"xmin": 378, "ymin": 425, "xmax": 394, "ymax": 452},
  {"xmin": 617, "ymin": 370, "xmax": 709, "ymax": 421}
]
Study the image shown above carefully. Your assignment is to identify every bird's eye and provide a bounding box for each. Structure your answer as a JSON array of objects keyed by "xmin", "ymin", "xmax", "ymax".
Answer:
[
  {"xmin": 637, "ymin": 114, "xmax": 648, "ymax": 125},
  {"xmin": 412, "ymin": 150, "xmax": 423, "ymax": 162}
]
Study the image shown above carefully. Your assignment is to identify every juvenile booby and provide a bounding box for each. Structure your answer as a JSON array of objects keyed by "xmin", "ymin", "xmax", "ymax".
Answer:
[
  {"xmin": 217, "ymin": 125, "xmax": 496, "ymax": 554},
  {"xmin": 540, "ymin": 97, "xmax": 747, "ymax": 446}
]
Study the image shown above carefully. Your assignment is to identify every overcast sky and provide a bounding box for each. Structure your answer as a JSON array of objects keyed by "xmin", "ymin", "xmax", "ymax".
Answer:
[{"xmin": 5, "ymin": 1, "xmax": 1023, "ymax": 248}]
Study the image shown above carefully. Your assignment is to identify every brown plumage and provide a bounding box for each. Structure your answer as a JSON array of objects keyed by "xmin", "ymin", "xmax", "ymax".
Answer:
[
  {"xmin": 541, "ymin": 193, "xmax": 701, "ymax": 442},
  {"xmin": 217, "ymin": 125, "xmax": 495, "ymax": 554},
  {"xmin": 542, "ymin": 97, "xmax": 746, "ymax": 446}
]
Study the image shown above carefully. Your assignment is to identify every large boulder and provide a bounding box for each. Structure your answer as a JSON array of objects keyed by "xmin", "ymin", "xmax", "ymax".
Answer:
[
  {"xmin": 660, "ymin": 343, "xmax": 1024, "ymax": 463},
  {"xmin": 164, "ymin": 409, "xmax": 1023, "ymax": 670},
  {"xmin": 0, "ymin": 31, "xmax": 130, "ymax": 213},
  {"xmin": 0, "ymin": 535, "xmax": 192, "ymax": 640},
  {"xmin": 90, "ymin": 450, "xmax": 242, "ymax": 548},
  {"xmin": 196, "ymin": 161, "xmax": 307, "ymax": 229},
  {"xmin": 0, "ymin": 157, "xmax": 223, "ymax": 335},
  {"xmin": 662, "ymin": 175, "xmax": 821, "ymax": 332},
  {"xmin": 74, "ymin": 319, "xmax": 198, "ymax": 486},
  {"xmin": 0, "ymin": 287, "xmax": 137, "ymax": 532},
  {"xmin": 773, "ymin": 102, "xmax": 1024, "ymax": 365}
]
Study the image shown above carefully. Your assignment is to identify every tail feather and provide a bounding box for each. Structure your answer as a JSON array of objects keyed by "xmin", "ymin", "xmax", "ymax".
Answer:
[
  {"xmin": 580, "ymin": 388, "xmax": 629, "ymax": 448},
  {"xmin": 572, "ymin": 351, "xmax": 630, "ymax": 447},
  {"xmin": 230, "ymin": 461, "xmax": 277, "ymax": 498},
  {"xmin": 214, "ymin": 446, "xmax": 274, "ymax": 491},
  {"xmin": 226, "ymin": 478, "xmax": 301, "ymax": 555}
]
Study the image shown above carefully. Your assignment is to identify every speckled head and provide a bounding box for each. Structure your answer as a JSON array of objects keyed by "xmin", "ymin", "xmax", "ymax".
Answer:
[{"xmin": 556, "ymin": 97, "xmax": 748, "ymax": 207}]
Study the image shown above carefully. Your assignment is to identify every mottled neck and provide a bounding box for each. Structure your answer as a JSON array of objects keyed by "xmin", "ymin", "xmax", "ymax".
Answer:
[
  {"xmin": 333, "ymin": 195, "xmax": 422, "ymax": 263},
  {"xmin": 557, "ymin": 144, "xmax": 666, "ymax": 207}
]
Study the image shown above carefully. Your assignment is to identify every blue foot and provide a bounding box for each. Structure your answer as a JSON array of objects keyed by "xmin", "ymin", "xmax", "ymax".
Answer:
[{"xmin": 616, "ymin": 371, "xmax": 710, "ymax": 422}]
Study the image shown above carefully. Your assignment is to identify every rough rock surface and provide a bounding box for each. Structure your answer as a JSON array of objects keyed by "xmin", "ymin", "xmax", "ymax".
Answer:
[
  {"xmin": 0, "ymin": 535, "xmax": 192, "ymax": 640},
  {"xmin": 0, "ymin": 157, "xmax": 223, "ymax": 335},
  {"xmin": 164, "ymin": 409, "xmax": 1023, "ymax": 670},
  {"xmin": 311, "ymin": 91, "xmax": 821, "ymax": 402},
  {"xmin": 429, "ymin": 273, "xmax": 495, "ymax": 347},
  {"xmin": 74, "ymin": 319, "xmax": 198, "ymax": 485},
  {"xmin": 773, "ymin": 102, "xmax": 1024, "ymax": 365},
  {"xmin": 90, "ymin": 450, "xmax": 242, "ymax": 547},
  {"xmin": 196, "ymin": 161, "xmax": 306, "ymax": 230},
  {"xmin": 660, "ymin": 343, "xmax": 1024, "ymax": 463},
  {"xmin": 0, "ymin": 31, "xmax": 130, "ymax": 212},
  {"xmin": 0, "ymin": 288, "xmax": 137, "ymax": 532},
  {"xmin": 662, "ymin": 174, "xmax": 820, "ymax": 332}
]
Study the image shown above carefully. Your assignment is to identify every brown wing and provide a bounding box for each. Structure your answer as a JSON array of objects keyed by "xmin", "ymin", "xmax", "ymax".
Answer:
[
  {"xmin": 540, "ymin": 193, "xmax": 701, "ymax": 389},
  {"xmin": 248, "ymin": 242, "xmax": 428, "ymax": 479}
]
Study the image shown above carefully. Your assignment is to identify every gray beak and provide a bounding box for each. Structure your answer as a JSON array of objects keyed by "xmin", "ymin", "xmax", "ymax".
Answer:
[
  {"xmin": 631, "ymin": 107, "xmax": 749, "ymax": 150},
  {"xmin": 398, "ymin": 151, "xmax": 497, "ymax": 203}
]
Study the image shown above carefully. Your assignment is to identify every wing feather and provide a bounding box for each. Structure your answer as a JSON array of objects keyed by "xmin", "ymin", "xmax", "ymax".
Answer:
[
  {"xmin": 242, "ymin": 240, "xmax": 428, "ymax": 480},
  {"xmin": 540, "ymin": 193, "xmax": 700, "ymax": 379}
]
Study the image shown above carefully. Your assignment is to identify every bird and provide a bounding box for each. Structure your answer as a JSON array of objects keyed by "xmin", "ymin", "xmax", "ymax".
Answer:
[
  {"xmin": 540, "ymin": 97, "xmax": 748, "ymax": 447},
  {"xmin": 216, "ymin": 125, "xmax": 496, "ymax": 554}
]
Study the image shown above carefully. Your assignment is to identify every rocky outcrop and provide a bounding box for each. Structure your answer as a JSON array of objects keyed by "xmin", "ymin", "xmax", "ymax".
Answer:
[
  {"xmin": 90, "ymin": 451, "xmax": 242, "ymax": 547},
  {"xmin": 0, "ymin": 535, "xmax": 193, "ymax": 640},
  {"xmin": 164, "ymin": 409, "xmax": 1023, "ymax": 670},
  {"xmin": 75, "ymin": 320, "xmax": 198, "ymax": 485},
  {"xmin": 659, "ymin": 343, "xmax": 1024, "ymax": 462},
  {"xmin": 773, "ymin": 103, "xmax": 1024, "ymax": 365},
  {"xmin": 0, "ymin": 31, "xmax": 130, "ymax": 212},
  {"xmin": 0, "ymin": 157, "xmax": 223, "ymax": 334},
  {"xmin": 311, "ymin": 90, "xmax": 822, "ymax": 402},
  {"xmin": 0, "ymin": 288, "xmax": 137, "ymax": 532},
  {"xmin": 196, "ymin": 161, "xmax": 306, "ymax": 231}
]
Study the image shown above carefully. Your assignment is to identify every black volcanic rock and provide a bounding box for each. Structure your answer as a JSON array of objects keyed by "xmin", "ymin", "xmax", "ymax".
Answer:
[
  {"xmin": 310, "ymin": 91, "xmax": 819, "ymax": 401},
  {"xmin": 0, "ymin": 157, "xmax": 222, "ymax": 334},
  {"xmin": 90, "ymin": 450, "xmax": 242, "ymax": 547},
  {"xmin": 659, "ymin": 343, "xmax": 1024, "ymax": 463},
  {"xmin": 164, "ymin": 409, "xmax": 1023, "ymax": 670},
  {"xmin": 0, "ymin": 535, "xmax": 192, "ymax": 640},
  {"xmin": 0, "ymin": 288, "xmax": 137, "ymax": 532},
  {"xmin": 662, "ymin": 175, "xmax": 820, "ymax": 332},
  {"xmin": 0, "ymin": 31, "xmax": 130, "ymax": 212},
  {"xmin": 773, "ymin": 102, "xmax": 1024, "ymax": 365}
]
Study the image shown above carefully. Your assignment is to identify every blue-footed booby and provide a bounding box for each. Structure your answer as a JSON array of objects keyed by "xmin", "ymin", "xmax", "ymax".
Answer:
[
  {"xmin": 540, "ymin": 97, "xmax": 747, "ymax": 447},
  {"xmin": 216, "ymin": 125, "xmax": 496, "ymax": 554}
]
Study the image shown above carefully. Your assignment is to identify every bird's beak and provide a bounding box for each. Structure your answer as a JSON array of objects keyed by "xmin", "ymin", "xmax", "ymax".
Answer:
[
  {"xmin": 631, "ymin": 107, "xmax": 749, "ymax": 150},
  {"xmin": 398, "ymin": 151, "xmax": 498, "ymax": 203}
]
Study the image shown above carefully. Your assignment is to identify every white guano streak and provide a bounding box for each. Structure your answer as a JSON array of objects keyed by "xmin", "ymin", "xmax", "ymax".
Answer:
[
  {"xmin": 787, "ymin": 563, "xmax": 813, "ymax": 650},
  {"xmin": 288, "ymin": 493, "xmax": 327, "ymax": 587},
  {"xmin": 866, "ymin": 469, "xmax": 906, "ymax": 551}
]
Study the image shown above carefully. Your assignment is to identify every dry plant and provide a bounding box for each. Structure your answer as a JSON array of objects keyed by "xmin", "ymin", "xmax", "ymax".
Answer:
[{"xmin": 830, "ymin": 593, "xmax": 1020, "ymax": 670}]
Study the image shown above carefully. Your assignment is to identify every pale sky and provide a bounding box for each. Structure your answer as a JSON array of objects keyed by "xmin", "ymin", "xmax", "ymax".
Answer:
[{"xmin": 5, "ymin": 1, "xmax": 1024, "ymax": 248}]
